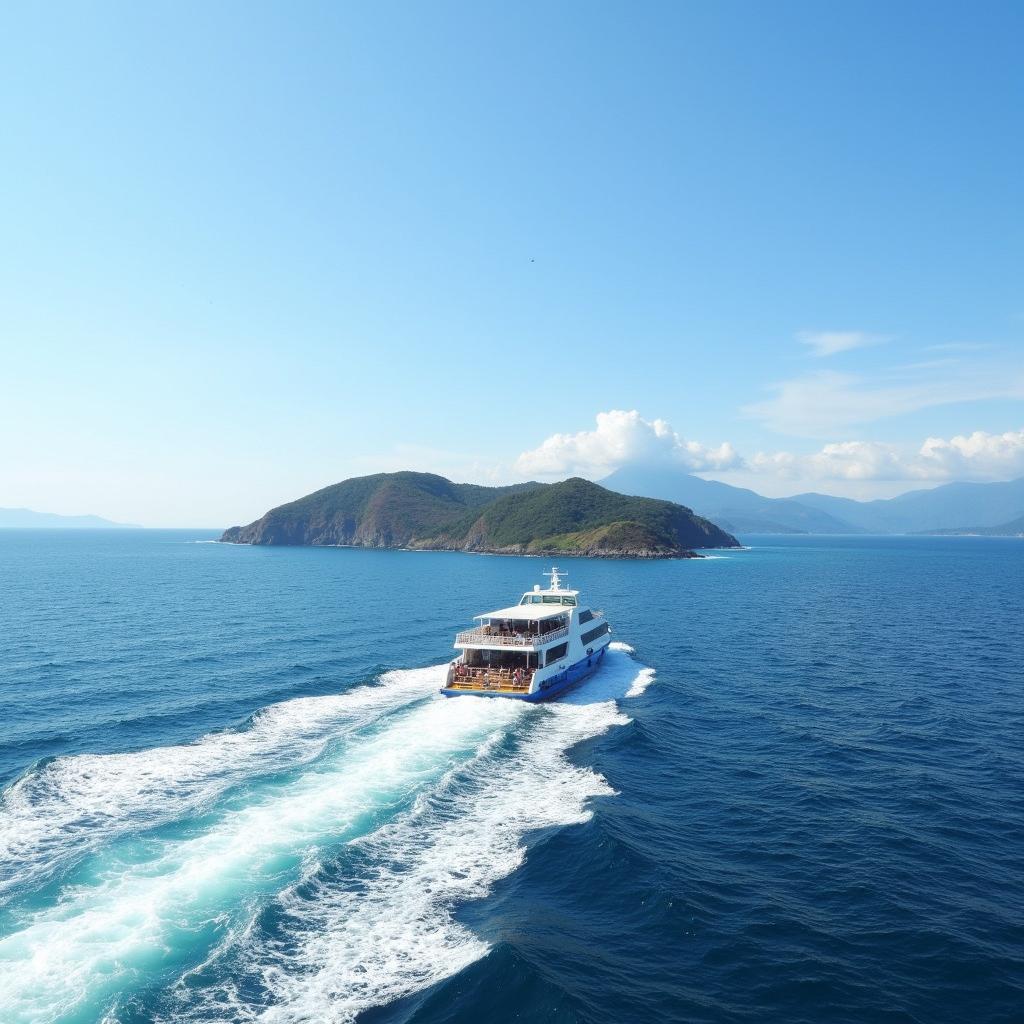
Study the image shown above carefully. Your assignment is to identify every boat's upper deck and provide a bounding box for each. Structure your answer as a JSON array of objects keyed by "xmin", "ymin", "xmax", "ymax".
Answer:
[
  {"xmin": 455, "ymin": 569, "xmax": 591, "ymax": 649},
  {"xmin": 473, "ymin": 601, "xmax": 577, "ymax": 622}
]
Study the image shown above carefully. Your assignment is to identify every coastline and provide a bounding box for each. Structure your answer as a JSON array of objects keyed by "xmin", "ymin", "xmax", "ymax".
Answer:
[{"xmin": 216, "ymin": 538, "xmax": 710, "ymax": 559}]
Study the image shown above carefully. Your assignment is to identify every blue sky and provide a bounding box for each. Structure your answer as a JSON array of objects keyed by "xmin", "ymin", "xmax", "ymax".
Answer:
[{"xmin": 1, "ymin": 1, "xmax": 1022, "ymax": 525}]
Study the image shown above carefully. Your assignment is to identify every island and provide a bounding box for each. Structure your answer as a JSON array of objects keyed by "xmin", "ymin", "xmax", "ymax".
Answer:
[{"xmin": 220, "ymin": 472, "xmax": 740, "ymax": 558}]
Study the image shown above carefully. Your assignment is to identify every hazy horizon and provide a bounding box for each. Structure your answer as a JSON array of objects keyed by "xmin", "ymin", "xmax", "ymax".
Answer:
[{"xmin": 8, "ymin": 465, "xmax": 1024, "ymax": 532}]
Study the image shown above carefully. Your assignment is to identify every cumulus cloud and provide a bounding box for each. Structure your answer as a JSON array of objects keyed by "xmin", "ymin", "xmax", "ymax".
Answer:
[
  {"xmin": 750, "ymin": 429, "xmax": 1024, "ymax": 482},
  {"xmin": 918, "ymin": 429, "xmax": 1024, "ymax": 479},
  {"xmin": 516, "ymin": 410, "xmax": 1024, "ymax": 489},
  {"xmin": 798, "ymin": 331, "xmax": 889, "ymax": 357},
  {"xmin": 514, "ymin": 410, "xmax": 742, "ymax": 478}
]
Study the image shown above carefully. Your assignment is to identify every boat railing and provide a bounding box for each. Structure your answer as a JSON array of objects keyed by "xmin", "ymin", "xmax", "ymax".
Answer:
[{"xmin": 455, "ymin": 624, "xmax": 569, "ymax": 647}]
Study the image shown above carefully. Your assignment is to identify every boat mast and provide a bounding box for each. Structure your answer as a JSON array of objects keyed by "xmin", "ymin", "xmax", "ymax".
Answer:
[{"xmin": 544, "ymin": 567, "xmax": 565, "ymax": 591}]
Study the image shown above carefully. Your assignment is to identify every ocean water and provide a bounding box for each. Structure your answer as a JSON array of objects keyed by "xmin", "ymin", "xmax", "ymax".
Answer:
[{"xmin": 0, "ymin": 531, "xmax": 1022, "ymax": 1024}]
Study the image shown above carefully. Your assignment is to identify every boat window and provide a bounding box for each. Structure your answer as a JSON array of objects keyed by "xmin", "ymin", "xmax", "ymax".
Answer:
[
  {"xmin": 562, "ymin": 596, "xmax": 576, "ymax": 606},
  {"xmin": 581, "ymin": 623, "xmax": 609, "ymax": 646},
  {"xmin": 578, "ymin": 609, "xmax": 594, "ymax": 624},
  {"xmin": 545, "ymin": 642, "xmax": 568, "ymax": 665}
]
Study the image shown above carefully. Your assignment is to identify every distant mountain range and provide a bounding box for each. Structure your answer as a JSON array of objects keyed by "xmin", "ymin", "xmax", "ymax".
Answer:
[
  {"xmin": 10, "ymin": 470, "xmax": 1023, "ymax": 539},
  {"xmin": 0, "ymin": 508, "xmax": 136, "ymax": 529},
  {"xmin": 221, "ymin": 472, "xmax": 739, "ymax": 557},
  {"xmin": 601, "ymin": 467, "xmax": 1024, "ymax": 535}
]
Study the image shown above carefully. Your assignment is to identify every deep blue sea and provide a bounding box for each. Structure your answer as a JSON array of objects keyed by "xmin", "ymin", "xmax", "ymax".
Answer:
[{"xmin": 1, "ymin": 531, "xmax": 1022, "ymax": 1024}]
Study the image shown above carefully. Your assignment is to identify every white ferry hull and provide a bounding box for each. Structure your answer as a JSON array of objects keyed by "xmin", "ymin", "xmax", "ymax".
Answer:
[{"xmin": 440, "ymin": 568, "xmax": 611, "ymax": 702}]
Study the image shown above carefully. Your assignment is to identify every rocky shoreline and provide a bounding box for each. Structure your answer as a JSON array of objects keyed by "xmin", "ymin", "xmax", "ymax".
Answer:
[{"xmin": 219, "ymin": 536, "xmax": 706, "ymax": 559}]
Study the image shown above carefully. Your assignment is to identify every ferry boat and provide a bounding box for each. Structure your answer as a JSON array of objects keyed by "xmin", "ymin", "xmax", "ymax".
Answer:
[{"xmin": 441, "ymin": 568, "xmax": 612, "ymax": 701}]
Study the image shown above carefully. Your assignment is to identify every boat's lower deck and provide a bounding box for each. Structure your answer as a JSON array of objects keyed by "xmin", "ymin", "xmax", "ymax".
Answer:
[
  {"xmin": 441, "ymin": 644, "xmax": 608, "ymax": 702},
  {"xmin": 443, "ymin": 668, "xmax": 532, "ymax": 696}
]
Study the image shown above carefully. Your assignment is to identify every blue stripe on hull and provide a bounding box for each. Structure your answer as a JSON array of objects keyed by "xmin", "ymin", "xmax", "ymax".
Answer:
[
  {"xmin": 441, "ymin": 644, "xmax": 608, "ymax": 702},
  {"xmin": 526, "ymin": 643, "xmax": 607, "ymax": 702}
]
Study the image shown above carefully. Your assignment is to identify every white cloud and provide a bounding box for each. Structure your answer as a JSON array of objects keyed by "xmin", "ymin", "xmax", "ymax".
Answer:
[
  {"xmin": 750, "ymin": 429, "xmax": 1024, "ymax": 483},
  {"xmin": 514, "ymin": 410, "xmax": 742, "ymax": 478},
  {"xmin": 924, "ymin": 342, "xmax": 995, "ymax": 353},
  {"xmin": 798, "ymin": 330, "xmax": 889, "ymax": 357},
  {"xmin": 744, "ymin": 371, "xmax": 912, "ymax": 436},
  {"xmin": 895, "ymin": 358, "xmax": 961, "ymax": 371},
  {"xmin": 516, "ymin": 410, "xmax": 1024, "ymax": 493},
  {"xmin": 918, "ymin": 429, "xmax": 1024, "ymax": 479},
  {"xmin": 744, "ymin": 368, "xmax": 1024, "ymax": 437}
]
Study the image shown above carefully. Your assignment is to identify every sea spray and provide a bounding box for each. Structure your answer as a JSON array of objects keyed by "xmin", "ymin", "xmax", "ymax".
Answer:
[
  {"xmin": 0, "ymin": 648, "xmax": 653, "ymax": 1024},
  {"xmin": 0, "ymin": 666, "xmax": 441, "ymax": 901},
  {"xmin": 0, "ymin": 682, "xmax": 524, "ymax": 1023},
  {"xmin": 160, "ymin": 646, "xmax": 650, "ymax": 1024}
]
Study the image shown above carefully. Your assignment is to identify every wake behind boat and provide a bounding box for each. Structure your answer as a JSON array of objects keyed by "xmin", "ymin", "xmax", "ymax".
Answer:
[{"xmin": 441, "ymin": 568, "xmax": 612, "ymax": 701}]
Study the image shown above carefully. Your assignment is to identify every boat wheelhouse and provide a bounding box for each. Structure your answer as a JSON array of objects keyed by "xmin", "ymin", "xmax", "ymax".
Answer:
[{"xmin": 441, "ymin": 568, "xmax": 612, "ymax": 702}]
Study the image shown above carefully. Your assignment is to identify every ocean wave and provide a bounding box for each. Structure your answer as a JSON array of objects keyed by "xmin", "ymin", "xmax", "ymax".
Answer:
[
  {"xmin": 0, "ymin": 647, "xmax": 650, "ymax": 1024},
  {"xmin": 161, "ymin": 647, "xmax": 646, "ymax": 1024},
  {"xmin": 0, "ymin": 666, "xmax": 442, "ymax": 901},
  {"xmin": 0, "ymin": 687, "xmax": 527, "ymax": 1023},
  {"xmin": 626, "ymin": 667, "xmax": 656, "ymax": 697}
]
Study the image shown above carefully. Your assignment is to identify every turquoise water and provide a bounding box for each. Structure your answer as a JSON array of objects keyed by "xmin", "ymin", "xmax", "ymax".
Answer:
[{"xmin": 1, "ymin": 531, "xmax": 1022, "ymax": 1023}]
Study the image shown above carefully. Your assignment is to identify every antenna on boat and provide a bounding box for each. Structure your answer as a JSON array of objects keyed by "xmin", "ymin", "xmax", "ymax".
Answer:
[{"xmin": 544, "ymin": 567, "xmax": 565, "ymax": 591}]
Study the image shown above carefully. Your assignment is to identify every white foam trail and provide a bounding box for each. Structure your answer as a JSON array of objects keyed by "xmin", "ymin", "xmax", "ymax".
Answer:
[
  {"xmin": 0, "ymin": 666, "xmax": 442, "ymax": 900},
  {"xmin": 626, "ymin": 667, "xmax": 656, "ymax": 697},
  {"xmin": 608, "ymin": 641, "xmax": 654, "ymax": 694},
  {"xmin": 165, "ymin": 647, "xmax": 650, "ymax": 1024},
  {"xmin": 0, "ymin": 647, "xmax": 653, "ymax": 1024},
  {"xmin": 0, "ymin": 690, "xmax": 526, "ymax": 1024}
]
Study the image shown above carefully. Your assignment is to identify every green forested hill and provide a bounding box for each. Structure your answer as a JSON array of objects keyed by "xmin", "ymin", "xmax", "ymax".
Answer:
[
  {"xmin": 220, "ymin": 472, "xmax": 539, "ymax": 547},
  {"xmin": 221, "ymin": 472, "xmax": 739, "ymax": 556},
  {"xmin": 426, "ymin": 477, "xmax": 737, "ymax": 554}
]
